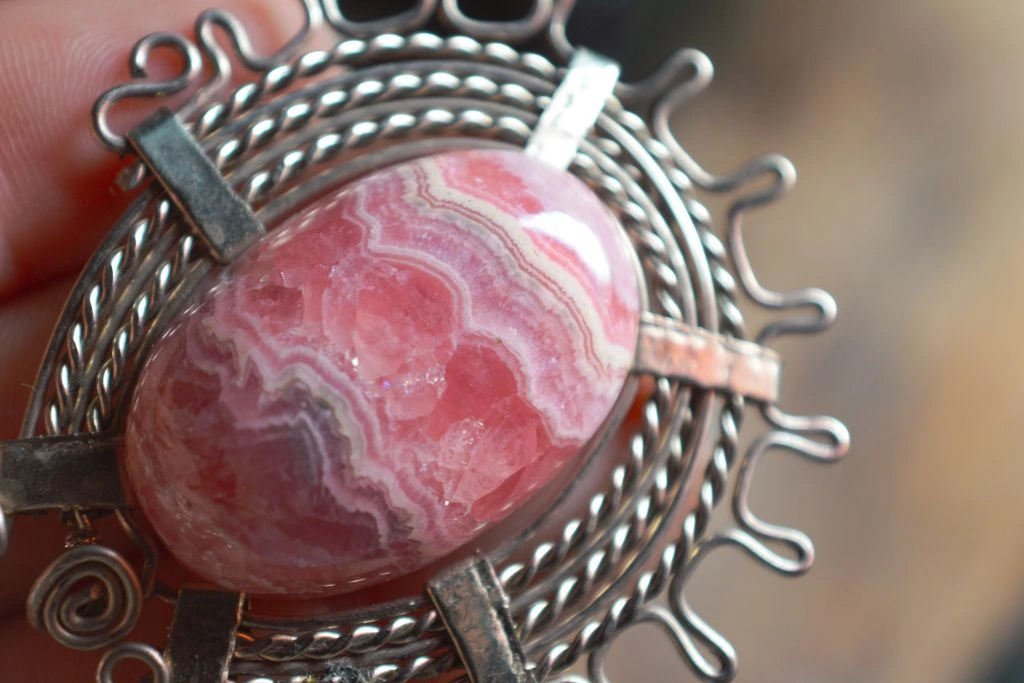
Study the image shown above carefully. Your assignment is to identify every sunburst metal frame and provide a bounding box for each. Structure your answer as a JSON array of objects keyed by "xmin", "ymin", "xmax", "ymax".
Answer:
[{"xmin": 0, "ymin": 2, "xmax": 849, "ymax": 681}]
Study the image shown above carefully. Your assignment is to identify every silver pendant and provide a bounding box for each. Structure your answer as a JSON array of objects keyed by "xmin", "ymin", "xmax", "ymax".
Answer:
[{"xmin": 0, "ymin": 2, "xmax": 848, "ymax": 681}]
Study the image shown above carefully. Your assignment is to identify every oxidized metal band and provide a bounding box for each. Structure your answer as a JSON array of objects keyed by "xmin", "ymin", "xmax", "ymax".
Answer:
[{"xmin": 0, "ymin": 2, "xmax": 848, "ymax": 682}]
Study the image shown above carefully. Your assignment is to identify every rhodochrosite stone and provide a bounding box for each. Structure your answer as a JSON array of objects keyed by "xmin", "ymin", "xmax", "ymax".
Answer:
[{"xmin": 125, "ymin": 149, "xmax": 640, "ymax": 595}]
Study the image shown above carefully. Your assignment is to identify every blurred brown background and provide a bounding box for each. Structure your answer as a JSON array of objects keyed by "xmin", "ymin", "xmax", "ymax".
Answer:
[{"xmin": 562, "ymin": 0, "xmax": 1024, "ymax": 681}]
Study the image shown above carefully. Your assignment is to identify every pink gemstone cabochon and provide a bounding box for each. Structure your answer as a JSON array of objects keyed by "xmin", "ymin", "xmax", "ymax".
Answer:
[{"xmin": 124, "ymin": 149, "xmax": 640, "ymax": 595}]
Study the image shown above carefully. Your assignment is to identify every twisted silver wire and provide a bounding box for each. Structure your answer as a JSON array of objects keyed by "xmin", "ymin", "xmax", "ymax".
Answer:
[
  {"xmin": 587, "ymin": 112, "xmax": 748, "ymax": 547},
  {"xmin": 38, "ymin": 41, "xmax": 731, "ymax": 681},
  {"xmin": 16, "ymin": 3, "xmax": 847, "ymax": 680},
  {"xmin": 235, "ymin": 611, "xmax": 444, "ymax": 661},
  {"xmin": 185, "ymin": 46, "xmax": 712, "ymax": 642},
  {"xmin": 197, "ymin": 50, "xmax": 712, "ymax": 675},
  {"xmin": 580, "ymin": 44, "xmax": 851, "ymax": 683},
  {"xmin": 509, "ymin": 90, "xmax": 755, "ymax": 679},
  {"xmin": 115, "ymin": 32, "xmax": 561, "ymax": 191},
  {"xmin": 231, "ymin": 649, "xmax": 458, "ymax": 683},
  {"xmin": 39, "ymin": 93, "xmax": 712, "ymax": 681},
  {"xmin": 206, "ymin": 87, "xmax": 716, "ymax": 679},
  {"xmin": 94, "ymin": 0, "xmax": 322, "ymax": 153},
  {"xmin": 227, "ymin": 101, "xmax": 708, "ymax": 679},
  {"xmin": 187, "ymin": 0, "xmax": 324, "ymax": 121}
]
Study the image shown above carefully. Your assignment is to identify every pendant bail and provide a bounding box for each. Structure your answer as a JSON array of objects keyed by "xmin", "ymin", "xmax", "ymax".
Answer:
[
  {"xmin": 129, "ymin": 108, "xmax": 265, "ymax": 263},
  {"xmin": 429, "ymin": 556, "xmax": 536, "ymax": 683}
]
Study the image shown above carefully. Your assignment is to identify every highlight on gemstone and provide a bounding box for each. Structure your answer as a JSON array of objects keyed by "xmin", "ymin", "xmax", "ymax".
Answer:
[{"xmin": 123, "ymin": 149, "xmax": 641, "ymax": 595}]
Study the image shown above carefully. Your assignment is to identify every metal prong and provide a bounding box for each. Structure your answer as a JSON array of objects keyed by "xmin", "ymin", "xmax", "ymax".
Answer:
[
  {"xmin": 164, "ymin": 588, "xmax": 244, "ymax": 683},
  {"xmin": 129, "ymin": 108, "xmax": 265, "ymax": 263},
  {"xmin": 525, "ymin": 48, "xmax": 620, "ymax": 171},
  {"xmin": 0, "ymin": 434, "xmax": 126, "ymax": 515},
  {"xmin": 428, "ymin": 556, "xmax": 535, "ymax": 683},
  {"xmin": 634, "ymin": 313, "xmax": 782, "ymax": 403}
]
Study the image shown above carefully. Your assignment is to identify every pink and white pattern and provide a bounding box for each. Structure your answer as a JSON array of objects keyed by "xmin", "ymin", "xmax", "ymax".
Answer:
[{"xmin": 125, "ymin": 149, "xmax": 640, "ymax": 595}]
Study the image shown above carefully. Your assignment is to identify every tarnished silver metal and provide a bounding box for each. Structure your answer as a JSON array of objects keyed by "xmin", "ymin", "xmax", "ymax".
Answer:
[
  {"xmin": 0, "ymin": 434, "xmax": 125, "ymax": 513},
  {"xmin": 91, "ymin": 33, "xmax": 204, "ymax": 155},
  {"xmin": 634, "ymin": 314, "xmax": 781, "ymax": 404},
  {"xmin": 165, "ymin": 589, "xmax": 245, "ymax": 683},
  {"xmin": 429, "ymin": 557, "xmax": 536, "ymax": 683},
  {"xmin": 0, "ymin": 428, "xmax": 125, "ymax": 556},
  {"xmin": 98, "ymin": 642, "xmax": 171, "ymax": 683},
  {"xmin": 440, "ymin": 0, "xmax": 554, "ymax": 42},
  {"xmin": 92, "ymin": 0, "xmax": 323, "ymax": 156},
  {"xmin": 0, "ymin": 2, "xmax": 849, "ymax": 682},
  {"xmin": 323, "ymin": 0, "xmax": 436, "ymax": 37},
  {"xmin": 26, "ymin": 544, "xmax": 142, "ymax": 651},
  {"xmin": 129, "ymin": 107, "xmax": 265, "ymax": 262},
  {"xmin": 525, "ymin": 48, "xmax": 620, "ymax": 170}
]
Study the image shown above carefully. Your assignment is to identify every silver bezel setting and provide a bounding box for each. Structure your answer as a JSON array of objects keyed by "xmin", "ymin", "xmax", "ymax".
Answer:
[{"xmin": 2, "ymin": 3, "xmax": 848, "ymax": 682}]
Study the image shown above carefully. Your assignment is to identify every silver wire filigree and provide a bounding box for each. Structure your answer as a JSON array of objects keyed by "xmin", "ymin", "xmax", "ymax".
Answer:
[
  {"xmin": 98, "ymin": 642, "xmax": 170, "ymax": 683},
  {"xmin": 11, "ymin": 2, "xmax": 847, "ymax": 681},
  {"xmin": 26, "ymin": 544, "xmax": 142, "ymax": 651}
]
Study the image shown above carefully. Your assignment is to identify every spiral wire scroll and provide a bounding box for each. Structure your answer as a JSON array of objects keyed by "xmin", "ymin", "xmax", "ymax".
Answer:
[
  {"xmin": 26, "ymin": 545, "xmax": 142, "ymax": 651},
  {"xmin": 14, "ymin": 2, "xmax": 849, "ymax": 681}
]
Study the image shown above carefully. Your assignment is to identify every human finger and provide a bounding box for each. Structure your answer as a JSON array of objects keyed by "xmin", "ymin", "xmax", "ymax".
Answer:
[{"xmin": 0, "ymin": 0, "xmax": 308, "ymax": 301}]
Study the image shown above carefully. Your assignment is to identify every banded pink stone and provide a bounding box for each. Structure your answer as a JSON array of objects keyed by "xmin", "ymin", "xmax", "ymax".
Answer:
[{"xmin": 124, "ymin": 149, "xmax": 640, "ymax": 595}]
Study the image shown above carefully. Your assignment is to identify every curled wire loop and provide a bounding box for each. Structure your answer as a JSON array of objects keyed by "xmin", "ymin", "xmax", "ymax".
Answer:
[
  {"xmin": 36, "ymin": 38, "xmax": 727, "ymax": 682},
  {"xmin": 92, "ymin": 32, "xmax": 203, "ymax": 153},
  {"xmin": 94, "ymin": 0, "xmax": 322, "ymax": 155},
  {"xmin": 23, "ymin": 3, "xmax": 846, "ymax": 681},
  {"xmin": 440, "ymin": 0, "xmax": 555, "ymax": 42},
  {"xmin": 548, "ymin": 0, "xmax": 579, "ymax": 62},
  {"xmin": 322, "ymin": 0, "xmax": 439, "ymax": 37},
  {"xmin": 649, "ymin": 48, "xmax": 838, "ymax": 344},
  {"xmin": 26, "ymin": 545, "xmax": 142, "ymax": 651},
  {"xmin": 188, "ymin": 0, "xmax": 324, "ymax": 119},
  {"xmin": 731, "ymin": 406, "xmax": 850, "ymax": 577},
  {"xmin": 93, "ymin": 0, "xmax": 582, "ymax": 158},
  {"xmin": 98, "ymin": 642, "xmax": 170, "ymax": 683},
  {"xmin": 544, "ymin": 604, "xmax": 713, "ymax": 683},
  {"xmin": 625, "ymin": 42, "xmax": 850, "ymax": 682}
]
